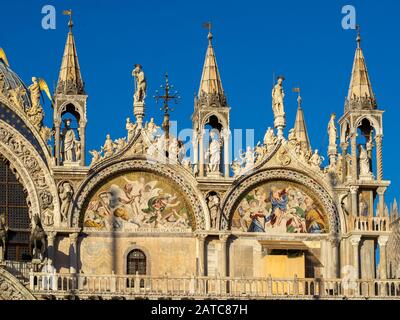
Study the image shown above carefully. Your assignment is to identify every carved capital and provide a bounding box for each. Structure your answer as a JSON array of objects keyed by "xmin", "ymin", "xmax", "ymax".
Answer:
[
  {"xmin": 349, "ymin": 186, "xmax": 359, "ymax": 194},
  {"xmin": 376, "ymin": 187, "xmax": 387, "ymax": 196},
  {"xmin": 219, "ymin": 233, "xmax": 230, "ymax": 243},
  {"xmin": 378, "ymin": 235, "xmax": 389, "ymax": 247},
  {"xmin": 350, "ymin": 235, "xmax": 361, "ymax": 247},
  {"xmin": 69, "ymin": 232, "xmax": 79, "ymax": 244}
]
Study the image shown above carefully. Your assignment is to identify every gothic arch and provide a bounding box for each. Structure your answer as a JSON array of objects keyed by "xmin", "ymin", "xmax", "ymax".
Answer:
[
  {"xmin": 0, "ymin": 120, "xmax": 60, "ymax": 227},
  {"xmin": 0, "ymin": 268, "xmax": 36, "ymax": 300},
  {"xmin": 354, "ymin": 115, "xmax": 382, "ymax": 135},
  {"xmin": 221, "ymin": 168, "xmax": 341, "ymax": 234},
  {"xmin": 71, "ymin": 158, "xmax": 210, "ymax": 230},
  {"xmin": 201, "ymin": 111, "xmax": 228, "ymax": 130}
]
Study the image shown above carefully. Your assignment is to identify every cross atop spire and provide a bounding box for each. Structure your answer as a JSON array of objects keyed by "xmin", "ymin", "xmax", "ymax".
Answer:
[
  {"xmin": 345, "ymin": 26, "xmax": 377, "ymax": 110},
  {"xmin": 55, "ymin": 10, "xmax": 85, "ymax": 95},
  {"xmin": 197, "ymin": 23, "xmax": 227, "ymax": 107},
  {"xmin": 292, "ymin": 88, "xmax": 311, "ymax": 152}
]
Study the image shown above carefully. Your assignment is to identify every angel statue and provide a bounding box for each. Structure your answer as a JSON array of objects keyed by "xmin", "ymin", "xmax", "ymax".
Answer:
[
  {"xmin": 27, "ymin": 77, "xmax": 52, "ymax": 130},
  {"xmin": 132, "ymin": 64, "xmax": 147, "ymax": 103}
]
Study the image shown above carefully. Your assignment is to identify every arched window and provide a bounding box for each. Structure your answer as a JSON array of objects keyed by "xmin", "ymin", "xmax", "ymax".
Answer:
[
  {"xmin": 0, "ymin": 159, "xmax": 31, "ymax": 261},
  {"xmin": 127, "ymin": 249, "xmax": 147, "ymax": 275}
]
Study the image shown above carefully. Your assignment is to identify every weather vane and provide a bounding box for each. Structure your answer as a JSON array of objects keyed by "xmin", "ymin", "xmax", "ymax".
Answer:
[
  {"xmin": 292, "ymin": 87, "xmax": 302, "ymax": 108},
  {"xmin": 63, "ymin": 9, "xmax": 73, "ymax": 29},
  {"xmin": 153, "ymin": 73, "xmax": 180, "ymax": 157}
]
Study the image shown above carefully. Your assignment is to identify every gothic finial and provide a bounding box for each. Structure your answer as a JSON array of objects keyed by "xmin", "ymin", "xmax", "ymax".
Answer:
[
  {"xmin": 293, "ymin": 87, "xmax": 302, "ymax": 109},
  {"xmin": 356, "ymin": 24, "xmax": 361, "ymax": 48},
  {"xmin": 203, "ymin": 22, "xmax": 213, "ymax": 44},
  {"xmin": 63, "ymin": 9, "xmax": 73, "ymax": 31}
]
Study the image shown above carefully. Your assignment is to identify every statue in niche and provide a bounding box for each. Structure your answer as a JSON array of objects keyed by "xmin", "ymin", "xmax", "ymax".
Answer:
[
  {"xmin": 132, "ymin": 64, "xmax": 147, "ymax": 103},
  {"xmin": 328, "ymin": 113, "xmax": 337, "ymax": 146},
  {"xmin": 207, "ymin": 194, "xmax": 220, "ymax": 229},
  {"xmin": 271, "ymin": 76, "xmax": 285, "ymax": 118},
  {"xmin": 359, "ymin": 145, "xmax": 371, "ymax": 176},
  {"xmin": 0, "ymin": 214, "xmax": 8, "ymax": 262},
  {"xmin": 206, "ymin": 131, "xmax": 221, "ymax": 173},
  {"xmin": 126, "ymin": 117, "xmax": 137, "ymax": 141},
  {"xmin": 102, "ymin": 134, "xmax": 114, "ymax": 158},
  {"xmin": 61, "ymin": 118, "xmax": 77, "ymax": 162},
  {"xmin": 59, "ymin": 182, "xmax": 74, "ymax": 223},
  {"xmin": 359, "ymin": 193, "xmax": 369, "ymax": 217}
]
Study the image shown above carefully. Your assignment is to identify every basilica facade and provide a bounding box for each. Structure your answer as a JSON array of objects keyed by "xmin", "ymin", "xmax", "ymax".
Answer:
[{"xmin": 0, "ymin": 16, "xmax": 399, "ymax": 300}]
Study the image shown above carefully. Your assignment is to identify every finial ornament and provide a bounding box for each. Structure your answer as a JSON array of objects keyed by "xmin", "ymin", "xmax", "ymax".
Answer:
[
  {"xmin": 356, "ymin": 24, "xmax": 361, "ymax": 48},
  {"xmin": 293, "ymin": 87, "xmax": 302, "ymax": 109},
  {"xmin": 203, "ymin": 22, "xmax": 213, "ymax": 43},
  {"xmin": 63, "ymin": 9, "xmax": 73, "ymax": 30}
]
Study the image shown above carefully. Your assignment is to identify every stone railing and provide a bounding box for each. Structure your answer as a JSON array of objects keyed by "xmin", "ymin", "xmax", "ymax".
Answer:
[
  {"xmin": 4, "ymin": 260, "xmax": 32, "ymax": 282},
  {"xmin": 29, "ymin": 273, "xmax": 400, "ymax": 300},
  {"xmin": 351, "ymin": 216, "xmax": 389, "ymax": 232}
]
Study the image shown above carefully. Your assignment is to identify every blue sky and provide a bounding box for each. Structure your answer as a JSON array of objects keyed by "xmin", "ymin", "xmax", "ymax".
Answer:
[{"xmin": 1, "ymin": 0, "xmax": 399, "ymax": 205}]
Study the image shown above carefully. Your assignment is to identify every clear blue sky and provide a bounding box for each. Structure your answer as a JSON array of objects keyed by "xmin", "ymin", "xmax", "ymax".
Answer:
[{"xmin": 1, "ymin": 0, "xmax": 399, "ymax": 205}]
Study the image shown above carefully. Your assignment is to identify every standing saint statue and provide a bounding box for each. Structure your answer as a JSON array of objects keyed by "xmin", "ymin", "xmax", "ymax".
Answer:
[
  {"xmin": 328, "ymin": 113, "xmax": 337, "ymax": 146},
  {"xmin": 102, "ymin": 134, "xmax": 114, "ymax": 158},
  {"xmin": 59, "ymin": 182, "xmax": 74, "ymax": 223},
  {"xmin": 132, "ymin": 64, "xmax": 147, "ymax": 103},
  {"xmin": 359, "ymin": 145, "xmax": 372, "ymax": 177},
  {"xmin": 207, "ymin": 131, "xmax": 221, "ymax": 173},
  {"xmin": 61, "ymin": 119, "xmax": 76, "ymax": 162},
  {"xmin": 272, "ymin": 76, "xmax": 285, "ymax": 118},
  {"xmin": 126, "ymin": 117, "xmax": 137, "ymax": 141}
]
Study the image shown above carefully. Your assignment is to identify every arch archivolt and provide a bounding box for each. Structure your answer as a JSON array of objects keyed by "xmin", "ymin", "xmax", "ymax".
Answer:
[
  {"xmin": 201, "ymin": 111, "xmax": 228, "ymax": 130},
  {"xmin": 0, "ymin": 120, "xmax": 60, "ymax": 227},
  {"xmin": 71, "ymin": 158, "xmax": 209, "ymax": 230},
  {"xmin": 0, "ymin": 268, "xmax": 35, "ymax": 300},
  {"xmin": 354, "ymin": 115, "xmax": 382, "ymax": 135},
  {"xmin": 221, "ymin": 168, "xmax": 341, "ymax": 234}
]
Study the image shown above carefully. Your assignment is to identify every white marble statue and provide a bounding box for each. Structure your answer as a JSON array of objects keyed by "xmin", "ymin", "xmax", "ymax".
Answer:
[
  {"xmin": 169, "ymin": 137, "xmax": 179, "ymax": 163},
  {"xmin": 328, "ymin": 113, "xmax": 337, "ymax": 146},
  {"xmin": 126, "ymin": 117, "xmax": 137, "ymax": 141},
  {"xmin": 263, "ymin": 127, "xmax": 276, "ymax": 146},
  {"xmin": 207, "ymin": 131, "xmax": 221, "ymax": 173},
  {"xmin": 272, "ymin": 76, "xmax": 285, "ymax": 118},
  {"xmin": 132, "ymin": 64, "xmax": 146, "ymax": 103},
  {"xmin": 309, "ymin": 149, "xmax": 322, "ymax": 168},
  {"xmin": 359, "ymin": 145, "xmax": 371, "ymax": 176},
  {"xmin": 207, "ymin": 194, "xmax": 220, "ymax": 229},
  {"xmin": 61, "ymin": 119, "xmax": 77, "ymax": 162},
  {"xmin": 145, "ymin": 117, "xmax": 159, "ymax": 140},
  {"xmin": 102, "ymin": 134, "xmax": 114, "ymax": 158},
  {"xmin": 240, "ymin": 146, "xmax": 256, "ymax": 171},
  {"xmin": 89, "ymin": 150, "xmax": 101, "ymax": 166},
  {"xmin": 114, "ymin": 138, "xmax": 127, "ymax": 153},
  {"xmin": 288, "ymin": 128, "xmax": 297, "ymax": 142}
]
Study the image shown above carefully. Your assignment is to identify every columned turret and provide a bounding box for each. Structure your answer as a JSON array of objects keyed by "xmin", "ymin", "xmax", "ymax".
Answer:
[
  {"xmin": 192, "ymin": 29, "xmax": 230, "ymax": 178},
  {"xmin": 53, "ymin": 14, "xmax": 87, "ymax": 167}
]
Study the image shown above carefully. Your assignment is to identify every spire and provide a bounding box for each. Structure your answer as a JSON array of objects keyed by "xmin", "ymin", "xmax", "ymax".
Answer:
[
  {"xmin": 346, "ymin": 26, "xmax": 376, "ymax": 110},
  {"xmin": 197, "ymin": 24, "xmax": 227, "ymax": 107},
  {"xmin": 56, "ymin": 10, "xmax": 85, "ymax": 95},
  {"xmin": 293, "ymin": 89, "xmax": 311, "ymax": 152}
]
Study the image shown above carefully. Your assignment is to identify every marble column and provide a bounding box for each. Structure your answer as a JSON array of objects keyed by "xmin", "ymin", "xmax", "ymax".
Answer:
[
  {"xmin": 193, "ymin": 131, "xmax": 199, "ymax": 176},
  {"xmin": 350, "ymin": 235, "xmax": 361, "ymax": 279},
  {"xmin": 69, "ymin": 233, "xmax": 79, "ymax": 274},
  {"xmin": 350, "ymin": 186, "xmax": 359, "ymax": 217},
  {"xmin": 55, "ymin": 123, "xmax": 61, "ymax": 165},
  {"xmin": 378, "ymin": 236, "xmax": 389, "ymax": 279},
  {"xmin": 377, "ymin": 187, "xmax": 387, "ymax": 218},
  {"xmin": 79, "ymin": 123, "xmax": 86, "ymax": 166},
  {"xmin": 222, "ymin": 129, "xmax": 230, "ymax": 178},
  {"xmin": 219, "ymin": 234, "xmax": 229, "ymax": 277},
  {"xmin": 47, "ymin": 232, "xmax": 57, "ymax": 271},
  {"xmin": 375, "ymin": 134, "xmax": 383, "ymax": 181},
  {"xmin": 329, "ymin": 236, "xmax": 340, "ymax": 278},
  {"xmin": 199, "ymin": 130, "xmax": 205, "ymax": 177},
  {"xmin": 196, "ymin": 234, "xmax": 207, "ymax": 276},
  {"xmin": 341, "ymin": 142, "xmax": 348, "ymax": 183},
  {"xmin": 350, "ymin": 133, "xmax": 358, "ymax": 182}
]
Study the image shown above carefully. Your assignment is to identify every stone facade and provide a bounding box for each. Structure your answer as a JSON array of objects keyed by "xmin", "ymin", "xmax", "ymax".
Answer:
[{"xmin": 0, "ymin": 19, "xmax": 399, "ymax": 300}]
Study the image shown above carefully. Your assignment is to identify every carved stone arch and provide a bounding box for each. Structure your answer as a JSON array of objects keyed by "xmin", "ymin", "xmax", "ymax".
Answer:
[
  {"xmin": 71, "ymin": 158, "xmax": 209, "ymax": 230},
  {"xmin": 57, "ymin": 100, "xmax": 85, "ymax": 125},
  {"xmin": 221, "ymin": 168, "xmax": 341, "ymax": 234},
  {"xmin": 354, "ymin": 115, "xmax": 382, "ymax": 135},
  {"xmin": 0, "ymin": 97, "xmax": 52, "ymax": 162},
  {"xmin": 0, "ymin": 120, "xmax": 60, "ymax": 227},
  {"xmin": 123, "ymin": 244, "xmax": 151, "ymax": 276},
  {"xmin": 201, "ymin": 111, "xmax": 228, "ymax": 130},
  {"xmin": 0, "ymin": 268, "xmax": 36, "ymax": 300},
  {"xmin": 340, "ymin": 119, "xmax": 351, "ymax": 144}
]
